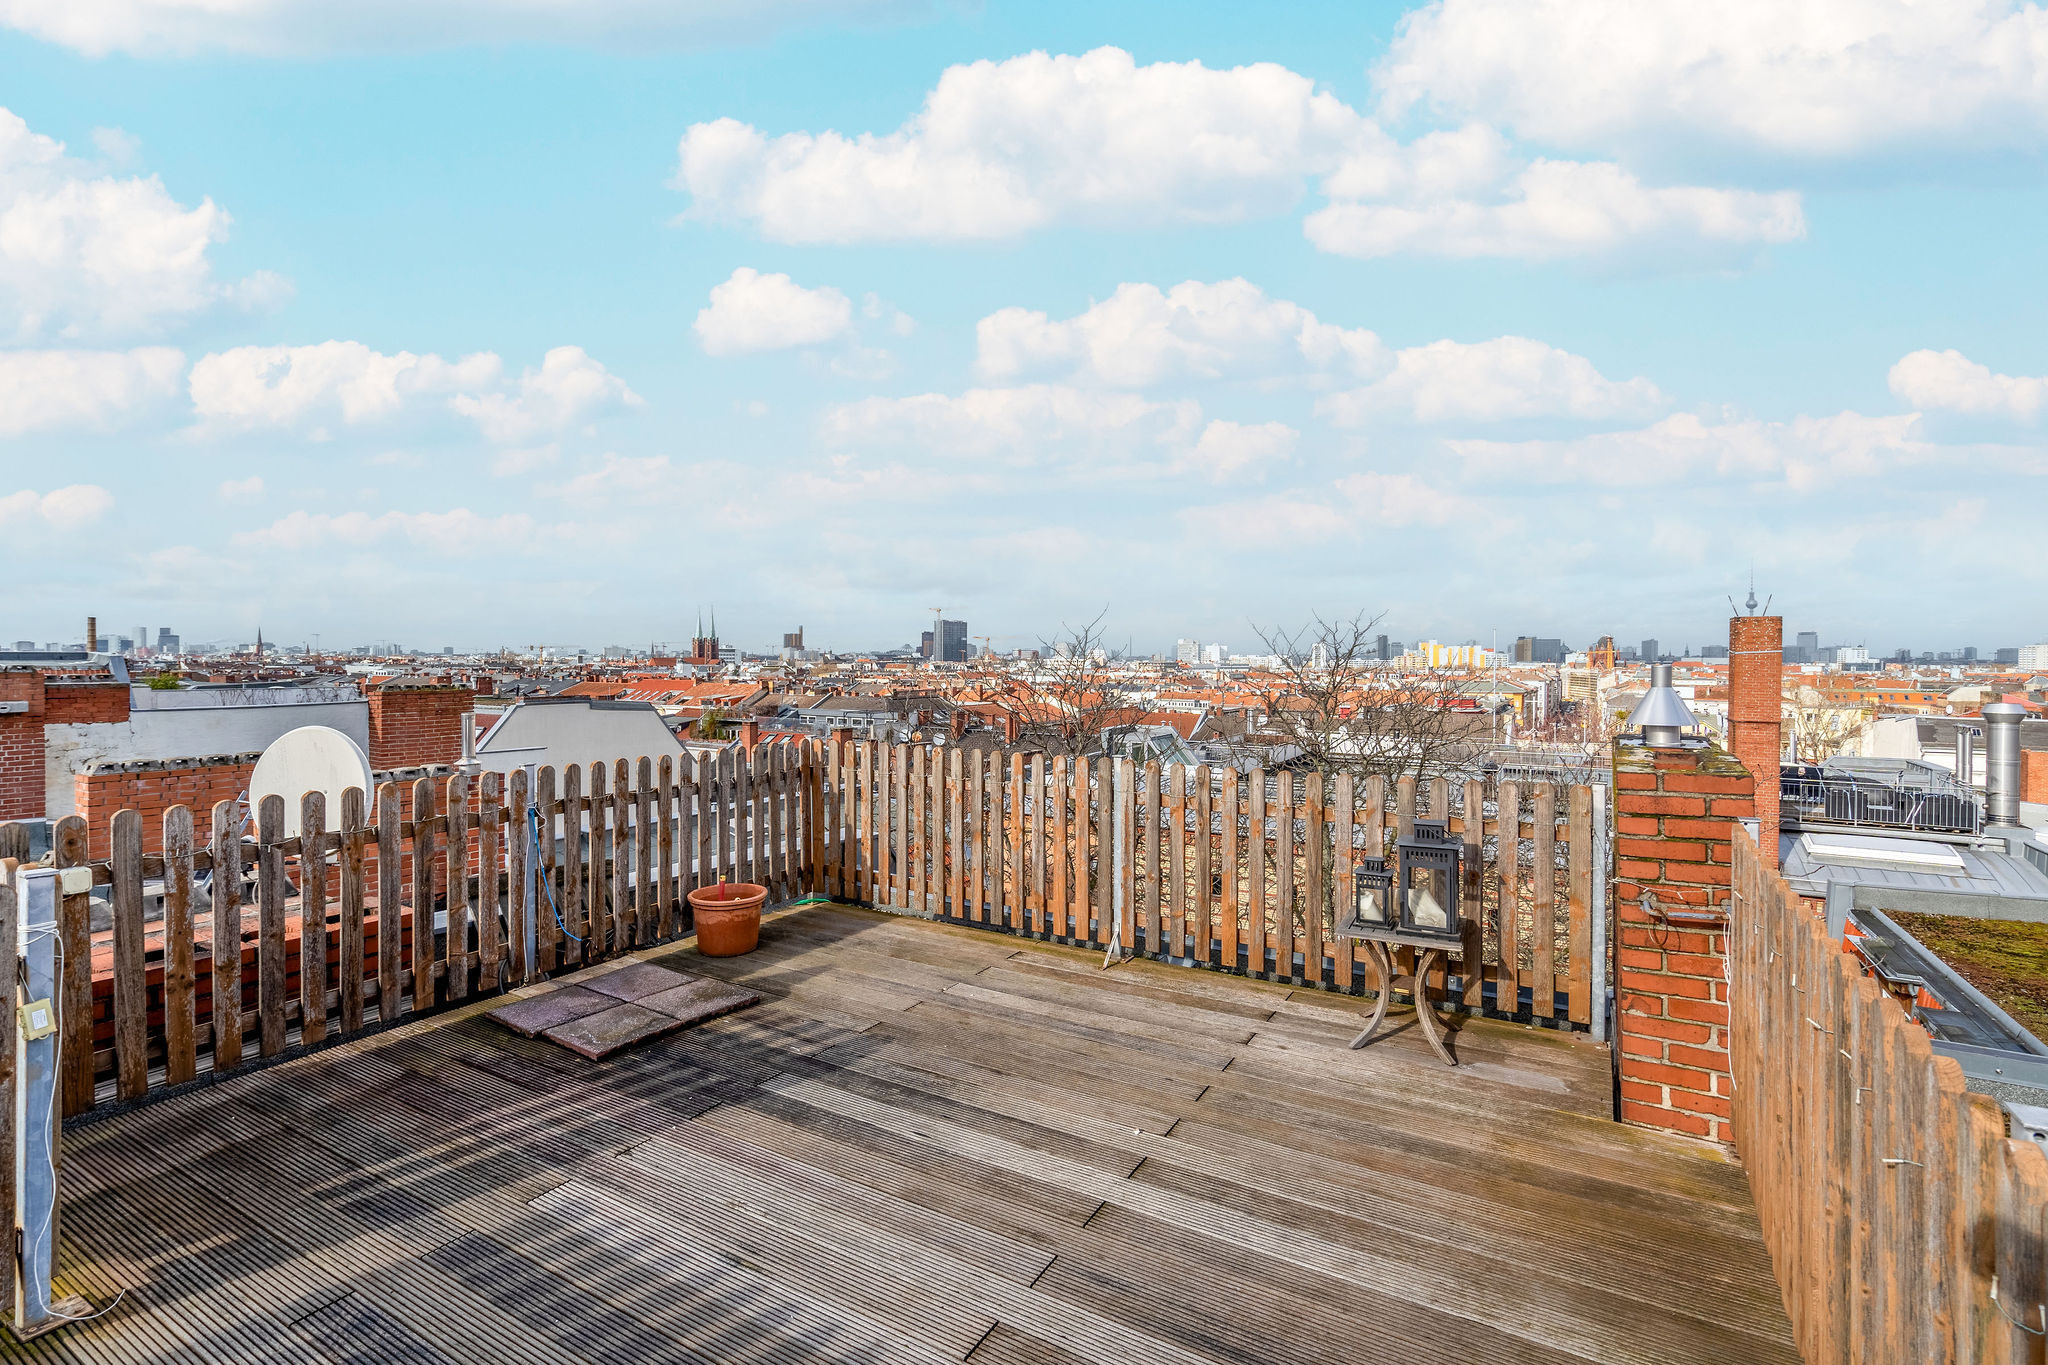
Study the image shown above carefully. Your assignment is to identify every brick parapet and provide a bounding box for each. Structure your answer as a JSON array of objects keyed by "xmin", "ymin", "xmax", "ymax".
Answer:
[{"xmin": 1611, "ymin": 738, "xmax": 1756, "ymax": 1145}]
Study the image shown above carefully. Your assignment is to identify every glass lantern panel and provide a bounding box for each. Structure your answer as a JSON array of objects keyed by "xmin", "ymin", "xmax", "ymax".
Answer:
[
  {"xmin": 1409, "ymin": 869, "xmax": 1450, "ymax": 929},
  {"xmin": 1356, "ymin": 884, "xmax": 1386, "ymax": 923}
]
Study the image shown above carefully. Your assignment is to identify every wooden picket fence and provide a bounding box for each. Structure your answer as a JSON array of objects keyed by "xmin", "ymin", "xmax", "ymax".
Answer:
[
  {"xmin": 0, "ymin": 734, "xmax": 1602, "ymax": 1142},
  {"xmin": 814, "ymin": 740, "xmax": 1601, "ymax": 1026},
  {"xmin": 1732, "ymin": 831, "xmax": 2048, "ymax": 1364},
  {"xmin": 0, "ymin": 741, "xmax": 815, "ymax": 1121}
]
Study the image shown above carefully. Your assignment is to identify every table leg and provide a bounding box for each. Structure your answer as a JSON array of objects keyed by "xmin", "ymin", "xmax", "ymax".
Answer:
[
  {"xmin": 1412, "ymin": 947, "xmax": 1458, "ymax": 1066},
  {"xmin": 1347, "ymin": 940, "xmax": 1393, "ymax": 1049}
]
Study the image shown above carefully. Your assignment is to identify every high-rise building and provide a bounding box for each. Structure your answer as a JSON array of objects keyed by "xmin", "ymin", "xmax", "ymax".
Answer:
[
  {"xmin": 1310, "ymin": 642, "xmax": 1329, "ymax": 669},
  {"xmin": 1204, "ymin": 643, "xmax": 1227, "ymax": 664},
  {"xmin": 938, "ymin": 619, "xmax": 968, "ymax": 663},
  {"xmin": 1962, "ymin": 646, "xmax": 1978, "ymax": 661},
  {"xmin": 782, "ymin": 628, "xmax": 804, "ymax": 650},
  {"xmin": 1176, "ymin": 638, "xmax": 1199, "ymax": 665},
  {"xmin": 2017, "ymin": 643, "xmax": 2048, "ymax": 670},
  {"xmin": 1641, "ymin": 638, "xmax": 1659, "ymax": 663},
  {"xmin": 1375, "ymin": 634, "xmax": 1390, "ymax": 661},
  {"xmin": 156, "ymin": 627, "xmax": 177, "ymax": 654},
  {"xmin": 1995, "ymin": 648, "xmax": 2019, "ymax": 665},
  {"xmin": 1787, "ymin": 630, "xmax": 1819, "ymax": 664}
]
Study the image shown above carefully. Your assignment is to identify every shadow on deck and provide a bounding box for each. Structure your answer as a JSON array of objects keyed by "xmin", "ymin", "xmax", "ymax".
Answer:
[{"xmin": 11, "ymin": 903, "xmax": 1796, "ymax": 1364}]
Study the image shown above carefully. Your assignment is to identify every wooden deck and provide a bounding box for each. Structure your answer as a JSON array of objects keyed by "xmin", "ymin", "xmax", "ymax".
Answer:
[{"xmin": 12, "ymin": 904, "xmax": 1796, "ymax": 1364}]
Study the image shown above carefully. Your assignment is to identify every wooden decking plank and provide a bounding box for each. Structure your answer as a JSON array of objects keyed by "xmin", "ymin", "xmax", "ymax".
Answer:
[
  {"xmin": 291, "ymin": 1292, "xmax": 458, "ymax": 1365},
  {"xmin": 966, "ymin": 1323, "xmax": 1098, "ymax": 1365},
  {"xmin": 759, "ymin": 1072, "xmax": 1778, "ymax": 1365},
  {"xmin": 1131, "ymin": 1158, "xmax": 1796, "ymax": 1349},
  {"xmin": 620, "ymin": 1120, "xmax": 1057, "ymax": 1284},
  {"xmin": 964, "ymin": 965, "xmax": 1270, "ymax": 1044},
  {"xmin": 538, "ymin": 1171, "xmax": 1227, "ymax": 1365},
  {"xmin": 697, "ymin": 1097, "xmax": 1106, "ymax": 1239},
  {"xmin": 1192, "ymin": 1081, "xmax": 1758, "ymax": 1218},
  {"xmin": 532, "ymin": 1178, "xmax": 988, "ymax": 1360},
  {"xmin": 1040, "ymin": 1202, "xmax": 1588, "ymax": 1365},
  {"xmin": 20, "ymin": 903, "xmax": 1792, "ymax": 1365}
]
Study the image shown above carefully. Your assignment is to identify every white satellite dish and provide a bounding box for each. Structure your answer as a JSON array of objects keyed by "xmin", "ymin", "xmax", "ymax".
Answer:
[{"xmin": 249, "ymin": 726, "xmax": 375, "ymax": 838}]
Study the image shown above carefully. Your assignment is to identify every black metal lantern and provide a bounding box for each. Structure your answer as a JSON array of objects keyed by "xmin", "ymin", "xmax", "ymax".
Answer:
[
  {"xmin": 1351, "ymin": 856, "xmax": 1393, "ymax": 927},
  {"xmin": 1394, "ymin": 819, "xmax": 1462, "ymax": 943}
]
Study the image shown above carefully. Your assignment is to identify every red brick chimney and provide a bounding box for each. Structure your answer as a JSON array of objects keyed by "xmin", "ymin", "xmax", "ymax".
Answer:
[
  {"xmin": 367, "ymin": 681, "xmax": 472, "ymax": 770},
  {"xmin": 739, "ymin": 718, "xmax": 761, "ymax": 751},
  {"xmin": 1727, "ymin": 615, "xmax": 1782, "ymax": 869}
]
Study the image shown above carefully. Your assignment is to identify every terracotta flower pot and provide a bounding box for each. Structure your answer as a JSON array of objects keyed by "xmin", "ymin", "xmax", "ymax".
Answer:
[{"xmin": 687, "ymin": 881, "xmax": 766, "ymax": 956}]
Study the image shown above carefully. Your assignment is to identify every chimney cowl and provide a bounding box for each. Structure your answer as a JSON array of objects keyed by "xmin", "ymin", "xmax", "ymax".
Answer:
[{"xmin": 1626, "ymin": 662, "xmax": 1700, "ymax": 749}]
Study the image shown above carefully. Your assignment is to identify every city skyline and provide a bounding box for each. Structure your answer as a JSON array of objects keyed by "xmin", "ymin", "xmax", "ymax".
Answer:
[{"xmin": 0, "ymin": 4, "xmax": 2043, "ymax": 647}]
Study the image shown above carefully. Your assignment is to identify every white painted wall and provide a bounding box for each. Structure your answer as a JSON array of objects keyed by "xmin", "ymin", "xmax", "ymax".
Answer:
[
  {"xmin": 472, "ymin": 699, "xmax": 684, "ymax": 778},
  {"xmin": 45, "ymin": 688, "xmax": 370, "ymax": 817}
]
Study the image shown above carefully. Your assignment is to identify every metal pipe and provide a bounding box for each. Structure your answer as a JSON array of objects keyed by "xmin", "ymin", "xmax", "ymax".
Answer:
[
  {"xmin": 1956, "ymin": 726, "xmax": 1977, "ymax": 788},
  {"xmin": 1984, "ymin": 703, "xmax": 2024, "ymax": 828},
  {"xmin": 14, "ymin": 868, "xmax": 58, "ymax": 1335}
]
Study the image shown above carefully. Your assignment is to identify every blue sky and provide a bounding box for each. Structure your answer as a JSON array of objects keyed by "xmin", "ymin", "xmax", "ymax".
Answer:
[{"xmin": 0, "ymin": 0, "xmax": 2043, "ymax": 655}]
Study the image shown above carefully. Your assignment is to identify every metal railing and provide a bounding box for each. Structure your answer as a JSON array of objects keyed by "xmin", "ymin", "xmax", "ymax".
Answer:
[{"xmin": 1780, "ymin": 768, "xmax": 1982, "ymax": 835}]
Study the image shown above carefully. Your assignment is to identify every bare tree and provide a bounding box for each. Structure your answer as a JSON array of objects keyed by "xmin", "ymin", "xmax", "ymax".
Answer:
[
  {"xmin": 1784, "ymin": 685, "xmax": 1873, "ymax": 764},
  {"xmin": 1249, "ymin": 610, "xmax": 1475, "ymax": 784},
  {"xmin": 950, "ymin": 610, "xmax": 1147, "ymax": 762}
]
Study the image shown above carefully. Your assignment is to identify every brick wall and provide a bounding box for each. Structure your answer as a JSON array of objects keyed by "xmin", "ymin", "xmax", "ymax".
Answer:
[
  {"xmin": 367, "ymin": 683, "xmax": 472, "ymax": 770},
  {"xmin": 2024, "ymin": 749, "xmax": 2048, "ymax": 806},
  {"xmin": 0, "ymin": 669, "xmax": 45, "ymax": 820},
  {"xmin": 1612, "ymin": 737, "xmax": 1757, "ymax": 1145},
  {"xmin": 1726, "ymin": 614, "xmax": 1781, "ymax": 869},
  {"xmin": 75, "ymin": 754, "xmax": 259, "ymax": 858},
  {"xmin": 42, "ymin": 679, "xmax": 130, "ymax": 726}
]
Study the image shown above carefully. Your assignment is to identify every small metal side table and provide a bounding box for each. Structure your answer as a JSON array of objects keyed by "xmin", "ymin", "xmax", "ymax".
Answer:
[{"xmin": 1334, "ymin": 916, "xmax": 1464, "ymax": 1066}]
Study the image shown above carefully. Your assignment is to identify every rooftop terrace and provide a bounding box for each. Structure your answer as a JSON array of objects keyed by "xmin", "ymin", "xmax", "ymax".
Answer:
[{"xmin": 17, "ymin": 903, "xmax": 1795, "ymax": 1365}]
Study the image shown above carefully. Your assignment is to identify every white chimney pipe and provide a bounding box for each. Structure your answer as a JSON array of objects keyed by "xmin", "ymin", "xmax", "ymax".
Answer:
[{"xmin": 1956, "ymin": 726, "xmax": 1977, "ymax": 787}]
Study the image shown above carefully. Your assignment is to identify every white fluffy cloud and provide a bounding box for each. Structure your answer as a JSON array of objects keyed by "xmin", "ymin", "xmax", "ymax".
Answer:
[
  {"xmin": 694, "ymin": 267, "xmax": 854, "ymax": 354},
  {"xmin": 821, "ymin": 384, "xmax": 1295, "ymax": 485},
  {"xmin": 0, "ymin": 346, "xmax": 184, "ymax": 435},
  {"xmin": 1889, "ymin": 348, "xmax": 2048, "ymax": 420},
  {"xmin": 1377, "ymin": 0, "xmax": 2048, "ymax": 159},
  {"xmin": 0, "ymin": 0, "xmax": 919, "ymax": 57},
  {"xmin": 189, "ymin": 340, "xmax": 638, "ymax": 441},
  {"xmin": 449, "ymin": 346, "xmax": 643, "ymax": 442},
  {"xmin": 1181, "ymin": 421, "xmax": 1298, "ymax": 482},
  {"xmin": 0, "ymin": 484, "xmax": 114, "ymax": 530},
  {"xmin": 675, "ymin": 47, "xmax": 1797, "ymax": 263},
  {"xmin": 1306, "ymin": 151, "xmax": 1804, "ymax": 261},
  {"xmin": 232, "ymin": 507, "xmax": 540, "ymax": 554},
  {"xmin": 676, "ymin": 48, "xmax": 1360, "ymax": 242},
  {"xmin": 0, "ymin": 107, "xmax": 281, "ymax": 340},
  {"xmin": 823, "ymin": 383, "xmax": 1201, "ymax": 466},
  {"xmin": 977, "ymin": 279, "xmax": 1385, "ymax": 387},
  {"xmin": 1181, "ymin": 471, "xmax": 1485, "ymax": 543},
  {"xmin": 1318, "ymin": 336, "xmax": 1666, "ymax": 424},
  {"xmin": 1443, "ymin": 410, "xmax": 1932, "ymax": 490}
]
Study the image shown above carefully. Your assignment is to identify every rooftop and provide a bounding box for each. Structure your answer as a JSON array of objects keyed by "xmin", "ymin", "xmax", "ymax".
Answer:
[{"xmin": 31, "ymin": 904, "xmax": 1793, "ymax": 1365}]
